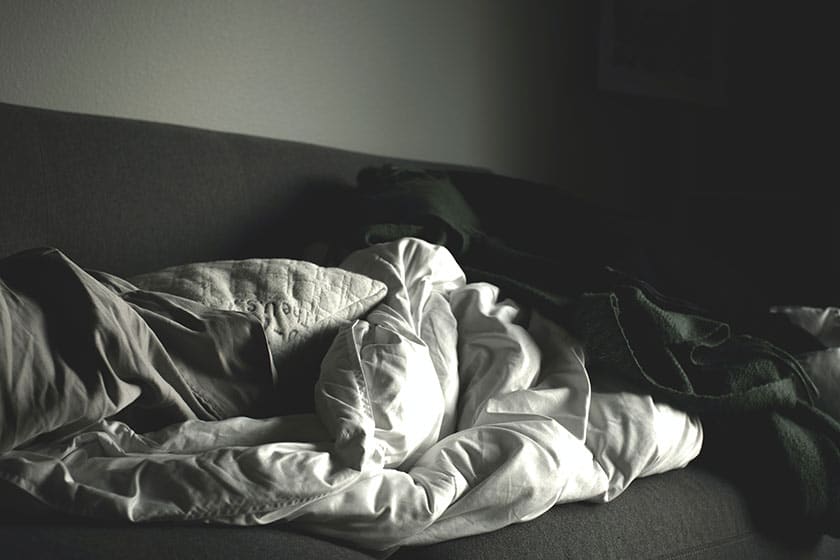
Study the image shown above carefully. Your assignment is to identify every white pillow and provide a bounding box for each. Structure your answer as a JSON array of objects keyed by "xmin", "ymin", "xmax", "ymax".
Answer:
[
  {"xmin": 770, "ymin": 305, "xmax": 840, "ymax": 347},
  {"xmin": 131, "ymin": 258, "xmax": 387, "ymax": 411},
  {"xmin": 770, "ymin": 305, "xmax": 840, "ymax": 421}
]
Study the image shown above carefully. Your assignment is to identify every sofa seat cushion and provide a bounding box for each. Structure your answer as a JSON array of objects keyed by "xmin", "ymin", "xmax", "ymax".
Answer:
[
  {"xmin": 391, "ymin": 464, "xmax": 837, "ymax": 560},
  {"xmin": 0, "ymin": 523, "xmax": 382, "ymax": 560},
  {"xmin": 5, "ymin": 465, "xmax": 836, "ymax": 560}
]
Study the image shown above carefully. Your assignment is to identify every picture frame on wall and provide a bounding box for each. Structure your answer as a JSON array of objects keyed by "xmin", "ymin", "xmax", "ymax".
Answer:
[{"xmin": 597, "ymin": 0, "xmax": 728, "ymax": 106}]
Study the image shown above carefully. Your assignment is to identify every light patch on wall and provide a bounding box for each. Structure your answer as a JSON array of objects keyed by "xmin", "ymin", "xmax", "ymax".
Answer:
[{"xmin": 0, "ymin": 1, "xmax": 576, "ymax": 187}]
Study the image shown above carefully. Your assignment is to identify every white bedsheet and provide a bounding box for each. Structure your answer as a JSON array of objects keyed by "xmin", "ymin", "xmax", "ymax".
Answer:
[{"xmin": 0, "ymin": 238, "xmax": 702, "ymax": 549}]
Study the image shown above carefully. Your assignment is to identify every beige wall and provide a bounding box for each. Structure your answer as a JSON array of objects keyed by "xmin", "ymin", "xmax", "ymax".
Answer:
[{"xmin": 0, "ymin": 0, "xmax": 589, "ymax": 188}]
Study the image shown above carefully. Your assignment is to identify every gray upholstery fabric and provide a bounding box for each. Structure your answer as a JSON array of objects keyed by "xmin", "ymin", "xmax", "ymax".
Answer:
[
  {"xmin": 0, "ymin": 102, "xmax": 464, "ymax": 276},
  {"xmin": 0, "ymin": 524, "xmax": 379, "ymax": 560},
  {"xmin": 2, "ymin": 101, "xmax": 839, "ymax": 560},
  {"xmin": 392, "ymin": 464, "xmax": 840, "ymax": 560}
]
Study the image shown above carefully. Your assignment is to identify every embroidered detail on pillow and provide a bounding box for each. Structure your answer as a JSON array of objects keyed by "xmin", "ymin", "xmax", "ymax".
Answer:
[{"xmin": 131, "ymin": 258, "xmax": 387, "ymax": 413}]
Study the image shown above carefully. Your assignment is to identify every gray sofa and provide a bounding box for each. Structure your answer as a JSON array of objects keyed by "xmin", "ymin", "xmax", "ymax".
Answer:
[{"xmin": 1, "ymin": 101, "xmax": 838, "ymax": 559}]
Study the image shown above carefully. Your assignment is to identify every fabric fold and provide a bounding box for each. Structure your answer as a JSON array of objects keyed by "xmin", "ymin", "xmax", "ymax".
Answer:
[{"xmin": 0, "ymin": 239, "xmax": 703, "ymax": 549}]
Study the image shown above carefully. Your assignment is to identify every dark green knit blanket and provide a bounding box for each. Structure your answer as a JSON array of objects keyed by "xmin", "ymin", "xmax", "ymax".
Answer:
[{"xmin": 323, "ymin": 165, "xmax": 840, "ymax": 536}]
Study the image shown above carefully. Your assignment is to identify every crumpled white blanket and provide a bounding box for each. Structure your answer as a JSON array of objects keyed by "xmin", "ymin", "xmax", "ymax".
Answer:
[{"xmin": 0, "ymin": 238, "xmax": 702, "ymax": 549}]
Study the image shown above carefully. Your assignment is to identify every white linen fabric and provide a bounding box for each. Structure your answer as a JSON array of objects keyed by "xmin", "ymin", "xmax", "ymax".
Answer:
[
  {"xmin": 770, "ymin": 306, "xmax": 840, "ymax": 422},
  {"xmin": 129, "ymin": 257, "xmax": 389, "ymax": 368},
  {"xmin": 0, "ymin": 238, "xmax": 702, "ymax": 549},
  {"xmin": 771, "ymin": 306, "xmax": 840, "ymax": 348}
]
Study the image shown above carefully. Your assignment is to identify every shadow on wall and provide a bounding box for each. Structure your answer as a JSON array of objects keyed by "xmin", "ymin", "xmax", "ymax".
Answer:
[
  {"xmin": 0, "ymin": 1, "xmax": 830, "ymax": 215},
  {"xmin": 589, "ymin": 0, "xmax": 832, "ymax": 215}
]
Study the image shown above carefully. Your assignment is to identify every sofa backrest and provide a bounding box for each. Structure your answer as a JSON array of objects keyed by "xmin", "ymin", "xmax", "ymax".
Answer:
[{"xmin": 0, "ymin": 102, "xmax": 467, "ymax": 276}]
